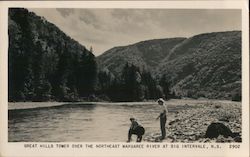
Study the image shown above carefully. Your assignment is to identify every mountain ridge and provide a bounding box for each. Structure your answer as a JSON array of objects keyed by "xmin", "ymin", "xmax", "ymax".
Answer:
[
  {"xmin": 97, "ymin": 30, "xmax": 241, "ymax": 99},
  {"xmin": 97, "ymin": 37, "xmax": 186, "ymax": 75}
]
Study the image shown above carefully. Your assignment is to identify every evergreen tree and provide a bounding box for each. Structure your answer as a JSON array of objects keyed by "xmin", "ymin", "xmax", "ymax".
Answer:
[
  {"xmin": 77, "ymin": 50, "xmax": 97, "ymax": 97},
  {"xmin": 141, "ymin": 70, "xmax": 158, "ymax": 99},
  {"xmin": 159, "ymin": 74, "xmax": 171, "ymax": 99},
  {"xmin": 120, "ymin": 63, "xmax": 145, "ymax": 101},
  {"xmin": 32, "ymin": 41, "xmax": 52, "ymax": 101},
  {"xmin": 98, "ymin": 68, "xmax": 114, "ymax": 94}
]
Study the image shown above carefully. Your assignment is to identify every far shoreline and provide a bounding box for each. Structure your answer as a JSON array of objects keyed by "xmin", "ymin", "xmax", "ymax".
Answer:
[{"xmin": 8, "ymin": 99, "xmax": 241, "ymax": 110}]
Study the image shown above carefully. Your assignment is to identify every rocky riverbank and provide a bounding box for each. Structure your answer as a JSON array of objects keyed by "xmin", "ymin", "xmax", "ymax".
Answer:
[{"xmin": 144, "ymin": 101, "xmax": 241, "ymax": 143}]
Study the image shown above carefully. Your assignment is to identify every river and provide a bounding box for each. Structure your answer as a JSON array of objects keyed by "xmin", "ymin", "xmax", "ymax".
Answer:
[{"xmin": 8, "ymin": 100, "xmax": 233, "ymax": 142}]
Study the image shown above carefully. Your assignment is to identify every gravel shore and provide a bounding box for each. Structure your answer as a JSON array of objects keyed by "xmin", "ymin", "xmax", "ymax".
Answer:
[{"xmin": 144, "ymin": 101, "xmax": 241, "ymax": 143}]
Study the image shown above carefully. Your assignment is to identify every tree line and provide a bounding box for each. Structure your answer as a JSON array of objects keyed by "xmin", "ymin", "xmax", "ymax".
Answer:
[{"xmin": 96, "ymin": 63, "xmax": 176, "ymax": 102}]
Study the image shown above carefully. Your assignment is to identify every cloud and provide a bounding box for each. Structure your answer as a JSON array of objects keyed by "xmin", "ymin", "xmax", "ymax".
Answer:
[
  {"xmin": 56, "ymin": 8, "xmax": 74, "ymax": 17},
  {"xmin": 78, "ymin": 10, "xmax": 103, "ymax": 30},
  {"xmin": 28, "ymin": 8, "xmax": 241, "ymax": 56}
]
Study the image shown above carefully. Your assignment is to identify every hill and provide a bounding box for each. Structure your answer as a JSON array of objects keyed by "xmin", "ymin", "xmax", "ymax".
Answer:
[
  {"xmin": 97, "ymin": 38, "xmax": 186, "ymax": 75},
  {"xmin": 8, "ymin": 8, "xmax": 97, "ymax": 101},
  {"xmin": 97, "ymin": 31, "xmax": 241, "ymax": 100},
  {"xmin": 157, "ymin": 31, "xmax": 241, "ymax": 99}
]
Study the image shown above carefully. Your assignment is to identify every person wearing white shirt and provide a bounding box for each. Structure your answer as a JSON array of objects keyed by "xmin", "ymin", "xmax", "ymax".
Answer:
[{"xmin": 156, "ymin": 98, "xmax": 168, "ymax": 140}]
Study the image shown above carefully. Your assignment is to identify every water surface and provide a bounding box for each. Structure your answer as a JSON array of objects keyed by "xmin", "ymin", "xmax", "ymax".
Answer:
[{"xmin": 8, "ymin": 101, "xmax": 202, "ymax": 142}]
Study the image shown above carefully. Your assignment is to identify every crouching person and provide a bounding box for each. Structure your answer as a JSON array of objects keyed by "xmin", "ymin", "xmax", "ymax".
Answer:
[{"xmin": 127, "ymin": 117, "xmax": 145, "ymax": 142}]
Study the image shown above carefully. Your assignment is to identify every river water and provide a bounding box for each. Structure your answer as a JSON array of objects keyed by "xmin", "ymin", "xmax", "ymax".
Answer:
[{"xmin": 8, "ymin": 100, "xmax": 213, "ymax": 142}]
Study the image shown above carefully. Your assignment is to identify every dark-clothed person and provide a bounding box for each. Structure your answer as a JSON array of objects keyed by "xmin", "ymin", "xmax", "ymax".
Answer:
[{"xmin": 127, "ymin": 118, "xmax": 145, "ymax": 142}]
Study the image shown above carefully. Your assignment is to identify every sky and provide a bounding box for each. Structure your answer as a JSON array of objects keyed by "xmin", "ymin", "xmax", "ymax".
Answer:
[{"xmin": 28, "ymin": 8, "xmax": 241, "ymax": 56}]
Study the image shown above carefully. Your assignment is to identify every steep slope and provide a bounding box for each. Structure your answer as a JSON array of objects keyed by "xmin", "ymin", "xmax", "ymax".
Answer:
[
  {"xmin": 98, "ymin": 31, "xmax": 241, "ymax": 99},
  {"xmin": 8, "ymin": 8, "xmax": 97, "ymax": 101},
  {"xmin": 157, "ymin": 31, "xmax": 241, "ymax": 99},
  {"xmin": 97, "ymin": 38, "xmax": 186, "ymax": 75}
]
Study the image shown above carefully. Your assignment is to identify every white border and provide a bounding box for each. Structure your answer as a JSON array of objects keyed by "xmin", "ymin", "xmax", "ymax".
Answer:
[{"xmin": 0, "ymin": 1, "xmax": 249, "ymax": 157}]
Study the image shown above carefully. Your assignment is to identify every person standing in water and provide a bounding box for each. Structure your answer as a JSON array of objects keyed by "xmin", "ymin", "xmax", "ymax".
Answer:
[
  {"xmin": 127, "ymin": 117, "xmax": 145, "ymax": 142},
  {"xmin": 156, "ymin": 98, "xmax": 168, "ymax": 140}
]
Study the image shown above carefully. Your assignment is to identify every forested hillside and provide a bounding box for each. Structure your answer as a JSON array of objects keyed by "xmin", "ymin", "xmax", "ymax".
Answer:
[
  {"xmin": 97, "ymin": 38, "xmax": 186, "ymax": 75},
  {"xmin": 98, "ymin": 31, "xmax": 241, "ymax": 100},
  {"xmin": 8, "ymin": 8, "xmax": 97, "ymax": 101},
  {"xmin": 157, "ymin": 31, "xmax": 241, "ymax": 99}
]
